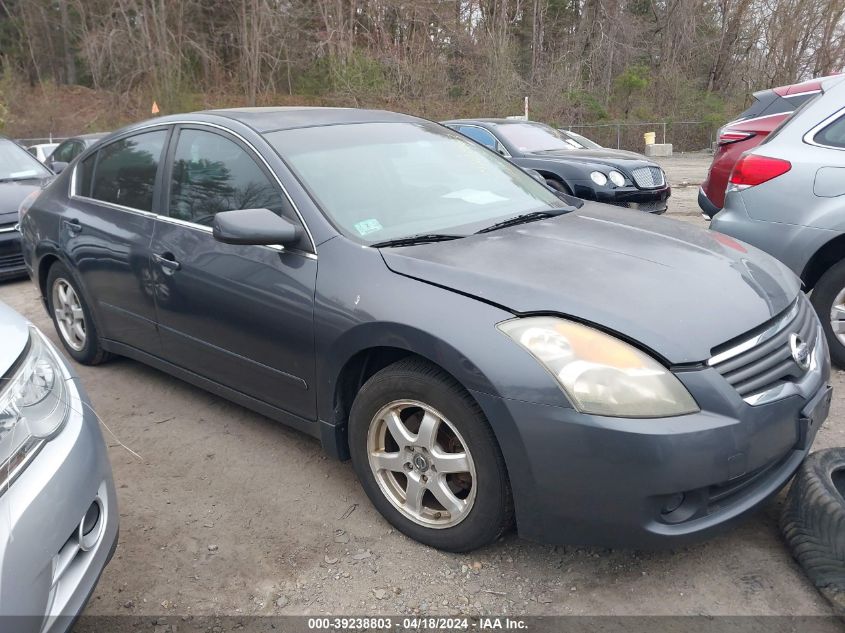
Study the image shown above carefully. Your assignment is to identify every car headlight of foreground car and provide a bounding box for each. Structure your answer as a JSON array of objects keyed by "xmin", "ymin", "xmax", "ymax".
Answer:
[
  {"xmin": 499, "ymin": 317, "xmax": 699, "ymax": 418},
  {"xmin": 0, "ymin": 328, "xmax": 70, "ymax": 493}
]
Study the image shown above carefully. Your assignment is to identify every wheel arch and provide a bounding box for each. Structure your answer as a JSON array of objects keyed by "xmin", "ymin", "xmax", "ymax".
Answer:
[
  {"xmin": 319, "ymin": 325, "xmax": 506, "ymax": 461},
  {"xmin": 34, "ymin": 244, "xmax": 107, "ymax": 339},
  {"xmin": 801, "ymin": 233, "xmax": 845, "ymax": 291},
  {"xmin": 37, "ymin": 252, "xmax": 60, "ymax": 298}
]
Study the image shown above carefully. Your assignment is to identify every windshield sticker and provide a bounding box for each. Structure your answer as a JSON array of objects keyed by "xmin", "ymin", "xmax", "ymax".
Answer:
[
  {"xmin": 443, "ymin": 189, "xmax": 508, "ymax": 205},
  {"xmin": 9, "ymin": 170, "xmax": 38, "ymax": 179},
  {"xmin": 354, "ymin": 219, "xmax": 383, "ymax": 236}
]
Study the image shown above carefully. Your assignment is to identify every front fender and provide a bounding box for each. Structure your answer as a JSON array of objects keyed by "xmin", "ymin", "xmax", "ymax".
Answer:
[
  {"xmin": 513, "ymin": 157, "xmax": 590, "ymax": 183},
  {"xmin": 312, "ymin": 237, "xmax": 572, "ymax": 439}
]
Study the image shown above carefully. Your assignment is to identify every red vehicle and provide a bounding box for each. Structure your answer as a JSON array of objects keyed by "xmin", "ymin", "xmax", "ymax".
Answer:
[{"xmin": 698, "ymin": 75, "xmax": 837, "ymax": 218}]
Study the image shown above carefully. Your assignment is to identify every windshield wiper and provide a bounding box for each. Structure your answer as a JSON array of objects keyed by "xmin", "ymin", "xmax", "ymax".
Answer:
[
  {"xmin": 369, "ymin": 233, "xmax": 464, "ymax": 248},
  {"xmin": 475, "ymin": 209, "xmax": 568, "ymax": 234}
]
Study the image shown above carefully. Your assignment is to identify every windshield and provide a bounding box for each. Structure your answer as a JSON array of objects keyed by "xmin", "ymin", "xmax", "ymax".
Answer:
[
  {"xmin": 495, "ymin": 123, "xmax": 577, "ymax": 153},
  {"xmin": 0, "ymin": 139, "xmax": 52, "ymax": 181},
  {"xmin": 561, "ymin": 130, "xmax": 602, "ymax": 150},
  {"xmin": 266, "ymin": 121, "xmax": 567, "ymax": 244}
]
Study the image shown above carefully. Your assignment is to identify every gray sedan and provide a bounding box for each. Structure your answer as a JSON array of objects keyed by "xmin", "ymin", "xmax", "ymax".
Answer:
[
  {"xmin": 0, "ymin": 301, "xmax": 118, "ymax": 632},
  {"xmin": 20, "ymin": 107, "xmax": 830, "ymax": 551},
  {"xmin": 711, "ymin": 75, "xmax": 845, "ymax": 367}
]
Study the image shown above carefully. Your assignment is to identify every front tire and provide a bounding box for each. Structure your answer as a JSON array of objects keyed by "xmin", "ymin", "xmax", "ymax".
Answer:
[
  {"xmin": 348, "ymin": 358, "xmax": 512, "ymax": 552},
  {"xmin": 810, "ymin": 260, "xmax": 845, "ymax": 368},
  {"xmin": 545, "ymin": 178, "xmax": 571, "ymax": 194},
  {"xmin": 46, "ymin": 262, "xmax": 110, "ymax": 365}
]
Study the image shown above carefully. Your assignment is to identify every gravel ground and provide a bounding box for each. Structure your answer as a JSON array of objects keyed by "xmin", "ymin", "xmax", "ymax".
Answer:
[
  {"xmin": 656, "ymin": 151, "xmax": 712, "ymax": 223},
  {"xmin": 3, "ymin": 153, "xmax": 844, "ymax": 621}
]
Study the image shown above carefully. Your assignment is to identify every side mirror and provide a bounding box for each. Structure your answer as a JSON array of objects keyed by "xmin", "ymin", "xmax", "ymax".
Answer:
[
  {"xmin": 212, "ymin": 208, "xmax": 300, "ymax": 246},
  {"xmin": 51, "ymin": 161, "xmax": 69, "ymax": 174}
]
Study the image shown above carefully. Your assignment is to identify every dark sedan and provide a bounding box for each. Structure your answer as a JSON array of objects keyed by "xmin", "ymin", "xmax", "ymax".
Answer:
[
  {"xmin": 0, "ymin": 137, "xmax": 52, "ymax": 280},
  {"xmin": 443, "ymin": 119, "xmax": 671, "ymax": 213},
  {"xmin": 21, "ymin": 108, "xmax": 829, "ymax": 552}
]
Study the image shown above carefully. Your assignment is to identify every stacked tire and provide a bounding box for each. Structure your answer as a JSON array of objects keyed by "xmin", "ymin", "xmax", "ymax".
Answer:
[{"xmin": 781, "ymin": 448, "xmax": 845, "ymax": 616}]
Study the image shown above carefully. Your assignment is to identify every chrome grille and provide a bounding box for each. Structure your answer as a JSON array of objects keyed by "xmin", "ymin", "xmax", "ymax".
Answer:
[
  {"xmin": 708, "ymin": 296, "xmax": 819, "ymax": 400},
  {"xmin": 0, "ymin": 252, "xmax": 24, "ymax": 269},
  {"xmin": 631, "ymin": 166, "xmax": 665, "ymax": 188}
]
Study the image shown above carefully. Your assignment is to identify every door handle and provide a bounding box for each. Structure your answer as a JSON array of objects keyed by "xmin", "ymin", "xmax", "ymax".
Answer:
[
  {"xmin": 153, "ymin": 252, "xmax": 181, "ymax": 273},
  {"xmin": 63, "ymin": 218, "xmax": 82, "ymax": 234}
]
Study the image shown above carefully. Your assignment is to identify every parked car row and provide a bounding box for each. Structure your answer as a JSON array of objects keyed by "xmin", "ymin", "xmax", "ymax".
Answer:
[
  {"xmin": 13, "ymin": 106, "xmax": 830, "ymax": 558},
  {"xmin": 709, "ymin": 75, "xmax": 845, "ymax": 368},
  {"xmin": 1, "ymin": 88, "xmax": 839, "ymax": 628},
  {"xmin": 699, "ymin": 75, "xmax": 836, "ymax": 217}
]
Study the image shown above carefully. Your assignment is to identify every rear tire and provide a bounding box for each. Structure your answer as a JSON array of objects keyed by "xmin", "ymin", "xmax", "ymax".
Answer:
[
  {"xmin": 810, "ymin": 259, "xmax": 845, "ymax": 368},
  {"xmin": 46, "ymin": 262, "xmax": 110, "ymax": 365},
  {"xmin": 348, "ymin": 357, "xmax": 513, "ymax": 552}
]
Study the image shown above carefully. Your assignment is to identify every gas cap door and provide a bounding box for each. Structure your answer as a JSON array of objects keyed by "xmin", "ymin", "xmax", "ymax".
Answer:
[{"xmin": 814, "ymin": 167, "xmax": 845, "ymax": 197}]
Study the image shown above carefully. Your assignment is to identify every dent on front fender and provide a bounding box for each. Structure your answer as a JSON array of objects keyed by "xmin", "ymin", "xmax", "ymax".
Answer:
[{"xmin": 311, "ymin": 238, "xmax": 572, "ymax": 426}]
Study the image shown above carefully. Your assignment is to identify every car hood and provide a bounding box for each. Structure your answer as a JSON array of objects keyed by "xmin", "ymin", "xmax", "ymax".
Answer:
[
  {"xmin": 0, "ymin": 301, "xmax": 29, "ymax": 374},
  {"xmin": 525, "ymin": 148, "xmax": 658, "ymax": 171},
  {"xmin": 0, "ymin": 178, "xmax": 48, "ymax": 225},
  {"xmin": 380, "ymin": 203, "xmax": 800, "ymax": 364}
]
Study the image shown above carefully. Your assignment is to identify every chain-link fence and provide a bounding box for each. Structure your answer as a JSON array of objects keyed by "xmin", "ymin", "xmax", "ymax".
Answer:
[
  {"xmin": 561, "ymin": 121, "xmax": 717, "ymax": 153},
  {"xmin": 15, "ymin": 137, "xmax": 68, "ymax": 146}
]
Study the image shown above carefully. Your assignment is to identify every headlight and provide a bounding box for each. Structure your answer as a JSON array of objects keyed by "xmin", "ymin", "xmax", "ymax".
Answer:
[
  {"xmin": 590, "ymin": 171, "xmax": 608, "ymax": 186},
  {"xmin": 498, "ymin": 317, "xmax": 699, "ymax": 418},
  {"xmin": 0, "ymin": 328, "xmax": 70, "ymax": 492},
  {"xmin": 608, "ymin": 170, "xmax": 626, "ymax": 187}
]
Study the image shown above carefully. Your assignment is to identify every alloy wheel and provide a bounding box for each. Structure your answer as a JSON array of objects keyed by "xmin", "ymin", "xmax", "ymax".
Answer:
[
  {"xmin": 832, "ymin": 286, "xmax": 845, "ymax": 347},
  {"xmin": 367, "ymin": 400, "xmax": 477, "ymax": 529},
  {"xmin": 52, "ymin": 278, "xmax": 87, "ymax": 351}
]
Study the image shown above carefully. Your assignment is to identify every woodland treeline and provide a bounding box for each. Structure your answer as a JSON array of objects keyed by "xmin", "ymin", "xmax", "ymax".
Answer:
[{"xmin": 0, "ymin": 0, "xmax": 844, "ymax": 129}]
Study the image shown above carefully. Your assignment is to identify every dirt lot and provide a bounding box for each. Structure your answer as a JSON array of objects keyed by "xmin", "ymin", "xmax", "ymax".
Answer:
[{"xmin": 2, "ymin": 153, "xmax": 844, "ymax": 621}]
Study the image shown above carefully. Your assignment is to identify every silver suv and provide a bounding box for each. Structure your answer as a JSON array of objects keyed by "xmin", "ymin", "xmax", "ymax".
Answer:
[{"xmin": 711, "ymin": 75, "xmax": 845, "ymax": 367}]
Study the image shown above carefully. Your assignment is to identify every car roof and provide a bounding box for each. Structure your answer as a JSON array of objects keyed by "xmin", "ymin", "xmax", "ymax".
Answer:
[
  {"xmin": 442, "ymin": 118, "xmax": 537, "ymax": 127},
  {"xmin": 769, "ymin": 73, "xmax": 842, "ymax": 97},
  {"xmin": 201, "ymin": 106, "xmax": 418, "ymax": 133},
  {"xmin": 59, "ymin": 133, "xmax": 107, "ymax": 144}
]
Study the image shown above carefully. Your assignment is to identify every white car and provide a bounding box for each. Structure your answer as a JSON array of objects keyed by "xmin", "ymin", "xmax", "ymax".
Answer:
[{"xmin": 26, "ymin": 143, "xmax": 59, "ymax": 164}]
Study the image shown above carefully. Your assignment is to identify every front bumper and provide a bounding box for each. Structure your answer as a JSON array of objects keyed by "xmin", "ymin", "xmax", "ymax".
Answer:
[
  {"xmin": 473, "ymin": 324, "xmax": 830, "ymax": 548},
  {"xmin": 0, "ymin": 228, "xmax": 26, "ymax": 281},
  {"xmin": 0, "ymin": 368, "xmax": 119, "ymax": 633},
  {"xmin": 571, "ymin": 181, "xmax": 671, "ymax": 214}
]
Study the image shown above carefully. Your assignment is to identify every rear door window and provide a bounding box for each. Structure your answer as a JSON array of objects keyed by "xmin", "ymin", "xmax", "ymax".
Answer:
[{"xmin": 89, "ymin": 130, "xmax": 167, "ymax": 212}]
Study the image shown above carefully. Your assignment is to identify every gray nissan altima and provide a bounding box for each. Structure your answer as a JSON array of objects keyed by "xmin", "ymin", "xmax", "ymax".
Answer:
[
  {"xmin": 0, "ymin": 302, "xmax": 118, "ymax": 632},
  {"xmin": 19, "ymin": 107, "xmax": 831, "ymax": 552}
]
